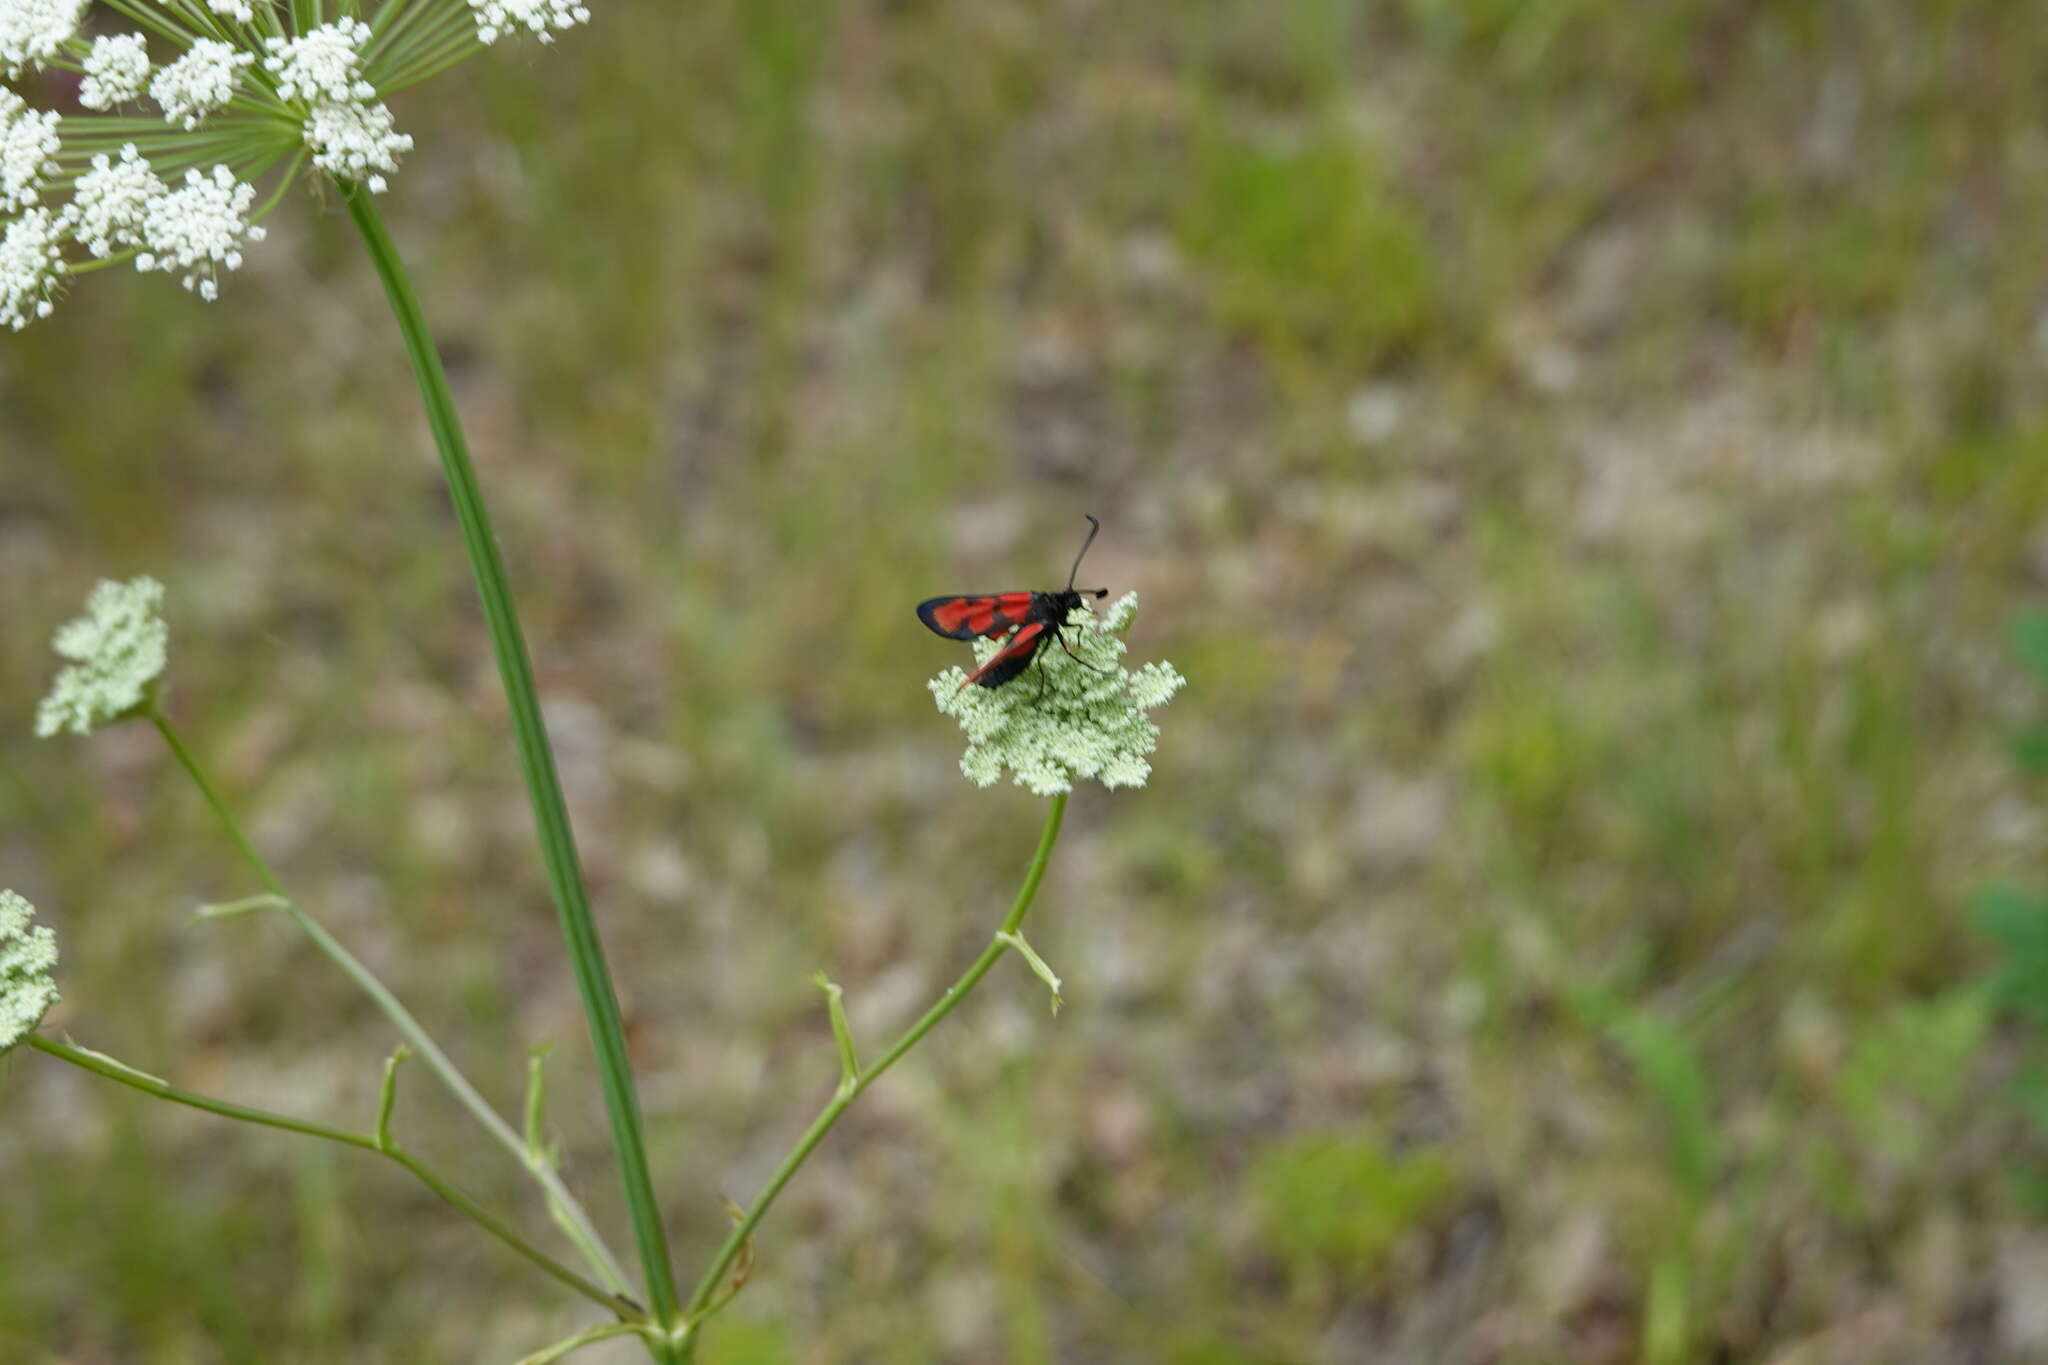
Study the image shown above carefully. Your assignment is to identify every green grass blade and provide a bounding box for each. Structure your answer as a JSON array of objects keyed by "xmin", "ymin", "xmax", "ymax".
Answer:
[{"xmin": 341, "ymin": 185, "xmax": 682, "ymax": 1343}]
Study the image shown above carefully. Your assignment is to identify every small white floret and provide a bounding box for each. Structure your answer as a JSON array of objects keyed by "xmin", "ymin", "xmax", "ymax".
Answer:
[
  {"xmin": 137, "ymin": 164, "xmax": 264, "ymax": 300},
  {"xmin": 304, "ymin": 100, "xmax": 413, "ymax": 192},
  {"xmin": 0, "ymin": 0, "xmax": 86, "ymax": 78},
  {"xmin": 208, "ymin": 0, "xmax": 256, "ymax": 20},
  {"xmin": 264, "ymin": 18, "xmax": 376, "ymax": 104},
  {"xmin": 928, "ymin": 592, "xmax": 1185, "ymax": 796},
  {"xmin": 0, "ymin": 204, "xmax": 64, "ymax": 330},
  {"xmin": 151, "ymin": 38, "xmax": 254, "ymax": 130},
  {"xmin": 34, "ymin": 576, "xmax": 169, "ymax": 737},
  {"xmin": 63, "ymin": 144, "xmax": 164, "ymax": 258},
  {"xmin": 0, "ymin": 87, "xmax": 58, "ymax": 213},
  {"xmin": 468, "ymin": 0, "xmax": 591, "ymax": 45},
  {"xmin": 80, "ymin": 32, "xmax": 152, "ymax": 109},
  {"xmin": 0, "ymin": 889, "xmax": 58, "ymax": 1054}
]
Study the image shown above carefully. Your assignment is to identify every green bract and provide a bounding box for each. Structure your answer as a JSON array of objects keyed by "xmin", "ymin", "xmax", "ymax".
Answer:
[
  {"xmin": 34, "ymin": 575, "xmax": 168, "ymax": 737},
  {"xmin": 928, "ymin": 592, "xmax": 1185, "ymax": 796},
  {"xmin": 0, "ymin": 889, "xmax": 58, "ymax": 1053}
]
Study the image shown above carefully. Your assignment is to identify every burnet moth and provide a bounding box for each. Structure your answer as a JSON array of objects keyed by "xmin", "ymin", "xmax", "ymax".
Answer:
[{"xmin": 917, "ymin": 515, "xmax": 1111, "ymax": 691}]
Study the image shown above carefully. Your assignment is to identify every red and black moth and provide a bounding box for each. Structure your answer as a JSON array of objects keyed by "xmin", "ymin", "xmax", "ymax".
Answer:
[{"xmin": 917, "ymin": 515, "xmax": 1110, "ymax": 690}]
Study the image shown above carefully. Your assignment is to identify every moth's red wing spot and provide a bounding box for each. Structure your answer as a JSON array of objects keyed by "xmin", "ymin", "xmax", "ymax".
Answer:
[
  {"xmin": 918, "ymin": 592, "xmax": 1038, "ymax": 640},
  {"xmin": 919, "ymin": 595, "xmax": 993, "ymax": 639}
]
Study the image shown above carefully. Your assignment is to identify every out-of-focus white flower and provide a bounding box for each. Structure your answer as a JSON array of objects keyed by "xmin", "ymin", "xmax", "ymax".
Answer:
[
  {"xmin": 0, "ymin": 0, "xmax": 86, "ymax": 77},
  {"xmin": 0, "ymin": 890, "xmax": 58, "ymax": 1054},
  {"xmin": 0, "ymin": 87, "xmax": 59, "ymax": 213},
  {"xmin": 137, "ymin": 165, "xmax": 265, "ymax": 300},
  {"xmin": 0, "ymin": 0, "xmax": 598, "ymax": 319},
  {"xmin": 150, "ymin": 38, "xmax": 253, "ymax": 130},
  {"xmin": 304, "ymin": 100, "xmax": 414, "ymax": 194},
  {"xmin": 64, "ymin": 144, "xmax": 164, "ymax": 258},
  {"xmin": 35, "ymin": 576, "xmax": 169, "ymax": 737},
  {"xmin": 80, "ymin": 32, "xmax": 153, "ymax": 110},
  {"xmin": 0, "ymin": 205, "xmax": 63, "ymax": 329},
  {"xmin": 928, "ymin": 593, "xmax": 1185, "ymax": 796},
  {"xmin": 264, "ymin": 18, "xmax": 375, "ymax": 104},
  {"xmin": 468, "ymin": 0, "xmax": 591, "ymax": 45}
]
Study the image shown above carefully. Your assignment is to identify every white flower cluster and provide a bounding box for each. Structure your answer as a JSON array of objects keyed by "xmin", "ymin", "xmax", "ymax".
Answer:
[
  {"xmin": 0, "ymin": 86, "xmax": 58, "ymax": 212},
  {"xmin": 0, "ymin": 0, "xmax": 595, "ymax": 327},
  {"xmin": 264, "ymin": 17, "xmax": 375, "ymax": 103},
  {"xmin": 304, "ymin": 99, "xmax": 414, "ymax": 194},
  {"xmin": 80, "ymin": 32, "xmax": 151, "ymax": 110},
  {"xmin": 267, "ymin": 20, "xmax": 411, "ymax": 194},
  {"xmin": 150, "ymin": 38, "xmax": 254, "ymax": 130},
  {"xmin": 0, "ymin": 0, "xmax": 83, "ymax": 77},
  {"xmin": 35, "ymin": 576, "xmax": 169, "ymax": 738},
  {"xmin": 928, "ymin": 593, "xmax": 1186, "ymax": 796},
  {"xmin": 469, "ymin": 0, "xmax": 591, "ymax": 45},
  {"xmin": 0, "ymin": 204, "xmax": 60, "ymax": 329},
  {"xmin": 136, "ymin": 165, "xmax": 265, "ymax": 299},
  {"xmin": 63, "ymin": 144, "xmax": 161, "ymax": 257},
  {"xmin": 0, "ymin": 890, "xmax": 58, "ymax": 1055}
]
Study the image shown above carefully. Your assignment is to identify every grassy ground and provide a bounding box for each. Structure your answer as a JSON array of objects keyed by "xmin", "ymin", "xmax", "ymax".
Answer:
[{"xmin": 5, "ymin": 0, "xmax": 2048, "ymax": 1360}]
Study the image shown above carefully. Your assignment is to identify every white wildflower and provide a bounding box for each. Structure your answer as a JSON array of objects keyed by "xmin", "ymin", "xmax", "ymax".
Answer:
[
  {"xmin": 0, "ymin": 87, "xmax": 58, "ymax": 213},
  {"xmin": 0, "ymin": 0, "xmax": 85, "ymax": 77},
  {"xmin": 137, "ymin": 164, "xmax": 265, "ymax": 300},
  {"xmin": 63, "ymin": 145, "xmax": 164, "ymax": 258},
  {"xmin": 304, "ymin": 100, "xmax": 413, "ymax": 193},
  {"xmin": 79, "ymin": 32, "xmax": 152, "ymax": 110},
  {"xmin": 208, "ymin": 0, "xmax": 256, "ymax": 21},
  {"xmin": 928, "ymin": 593, "xmax": 1186, "ymax": 796},
  {"xmin": 264, "ymin": 18, "xmax": 375, "ymax": 104},
  {"xmin": 468, "ymin": 0, "xmax": 591, "ymax": 45},
  {"xmin": 0, "ymin": 205, "xmax": 63, "ymax": 330},
  {"xmin": 0, "ymin": 890, "xmax": 58, "ymax": 1054},
  {"xmin": 35, "ymin": 577, "xmax": 169, "ymax": 737},
  {"xmin": 150, "ymin": 38, "xmax": 253, "ymax": 130}
]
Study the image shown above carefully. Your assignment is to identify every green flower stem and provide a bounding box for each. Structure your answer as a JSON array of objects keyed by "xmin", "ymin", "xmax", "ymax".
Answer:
[
  {"xmin": 515, "ymin": 1321, "xmax": 653, "ymax": 1365},
  {"xmin": 340, "ymin": 186, "xmax": 683, "ymax": 1350},
  {"xmin": 678, "ymin": 794, "xmax": 1069, "ymax": 1338},
  {"xmin": 145, "ymin": 705, "xmax": 634, "ymax": 1301},
  {"xmin": 24, "ymin": 1033, "xmax": 635, "ymax": 1318}
]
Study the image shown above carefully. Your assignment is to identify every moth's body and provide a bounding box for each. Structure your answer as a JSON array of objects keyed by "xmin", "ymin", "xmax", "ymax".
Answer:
[{"xmin": 916, "ymin": 519, "xmax": 1110, "ymax": 690}]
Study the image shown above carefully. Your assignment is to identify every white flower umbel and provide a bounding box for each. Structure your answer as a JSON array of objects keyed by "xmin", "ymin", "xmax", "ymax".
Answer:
[
  {"xmin": 79, "ymin": 32, "xmax": 153, "ymax": 110},
  {"xmin": 137, "ymin": 165, "xmax": 264, "ymax": 299},
  {"xmin": 64, "ymin": 144, "xmax": 164, "ymax": 257},
  {"xmin": 469, "ymin": 0, "xmax": 592, "ymax": 45},
  {"xmin": 0, "ymin": 0, "xmax": 596, "ymax": 324},
  {"xmin": 34, "ymin": 576, "xmax": 169, "ymax": 738},
  {"xmin": 0, "ymin": 0, "xmax": 84, "ymax": 77},
  {"xmin": 0, "ymin": 205, "xmax": 63, "ymax": 329},
  {"xmin": 0, "ymin": 87, "xmax": 59, "ymax": 213},
  {"xmin": 304, "ymin": 100, "xmax": 413, "ymax": 194},
  {"xmin": 150, "ymin": 38, "xmax": 254, "ymax": 130},
  {"xmin": 928, "ymin": 593, "xmax": 1186, "ymax": 796},
  {"xmin": 264, "ymin": 18, "xmax": 375, "ymax": 104},
  {"xmin": 0, "ymin": 890, "xmax": 58, "ymax": 1054}
]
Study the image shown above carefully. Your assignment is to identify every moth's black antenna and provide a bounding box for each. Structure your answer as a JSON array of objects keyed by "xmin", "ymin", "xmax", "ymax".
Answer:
[{"xmin": 1066, "ymin": 514, "xmax": 1102, "ymax": 591}]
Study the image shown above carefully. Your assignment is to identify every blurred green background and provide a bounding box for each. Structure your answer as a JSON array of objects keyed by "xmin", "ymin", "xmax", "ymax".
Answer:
[{"xmin": 6, "ymin": 0, "xmax": 2048, "ymax": 1360}]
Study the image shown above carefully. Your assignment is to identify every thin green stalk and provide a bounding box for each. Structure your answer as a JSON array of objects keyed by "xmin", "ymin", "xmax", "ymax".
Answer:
[
  {"xmin": 679, "ymin": 794, "xmax": 1069, "ymax": 1332},
  {"xmin": 339, "ymin": 185, "xmax": 683, "ymax": 1350},
  {"xmin": 145, "ymin": 705, "xmax": 634, "ymax": 1301},
  {"xmin": 25, "ymin": 1034, "xmax": 635, "ymax": 1317}
]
